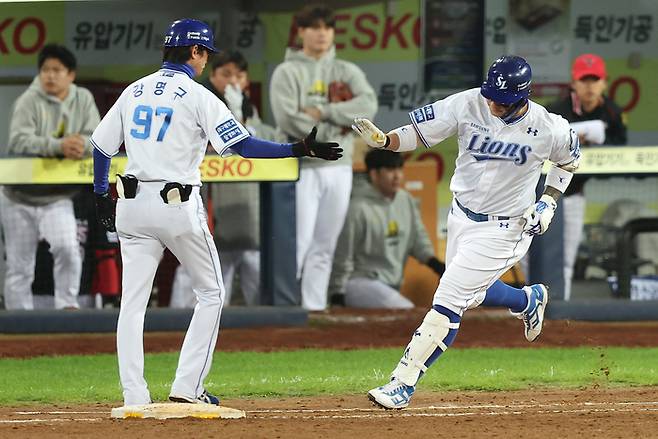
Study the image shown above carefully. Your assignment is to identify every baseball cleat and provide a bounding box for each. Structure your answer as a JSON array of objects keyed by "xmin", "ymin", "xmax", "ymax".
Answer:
[
  {"xmin": 367, "ymin": 378, "xmax": 415, "ymax": 409},
  {"xmin": 513, "ymin": 284, "xmax": 549, "ymax": 342},
  {"xmin": 169, "ymin": 390, "xmax": 220, "ymax": 405}
]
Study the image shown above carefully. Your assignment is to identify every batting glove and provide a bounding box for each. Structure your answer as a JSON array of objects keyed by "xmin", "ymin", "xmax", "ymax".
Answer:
[
  {"xmin": 95, "ymin": 191, "xmax": 116, "ymax": 232},
  {"xmin": 291, "ymin": 127, "xmax": 343, "ymax": 161},
  {"xmin": 351, "ymin": 118, "xmax": 390, "ymax": 149},
  {"xmin": 522, "ymin": 194, "xmax": 557, "ymax": 236}
]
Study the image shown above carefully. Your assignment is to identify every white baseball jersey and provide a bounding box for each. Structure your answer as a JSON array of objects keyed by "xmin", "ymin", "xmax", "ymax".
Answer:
[
  {"xmin": 410, "ymin": 88, "xmax": 580, "ymax": 217},
  {"xmin": 91, "ymin": 65, "xmax": 249, "ymax": 184}
]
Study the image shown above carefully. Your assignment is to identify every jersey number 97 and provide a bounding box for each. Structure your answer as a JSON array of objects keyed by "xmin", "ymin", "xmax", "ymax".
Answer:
[{"xmin": 130, "ymin": 105, "xmax": 173, "ymax": 142}]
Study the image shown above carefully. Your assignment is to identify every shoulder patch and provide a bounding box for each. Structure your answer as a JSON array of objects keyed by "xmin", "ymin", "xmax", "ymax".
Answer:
[
  {"xmin": 412, "ymin": 105, "xmax": 435, "ymax": 123},
  {"xmin": 216, "ymin": 119, "xmax": 244, "ymax": 143}
]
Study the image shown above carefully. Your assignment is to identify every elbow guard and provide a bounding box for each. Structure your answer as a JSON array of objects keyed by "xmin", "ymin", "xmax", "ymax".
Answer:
[{"xmin": 389, "ymin": 125, "xmax": 418, "ymax": 152}]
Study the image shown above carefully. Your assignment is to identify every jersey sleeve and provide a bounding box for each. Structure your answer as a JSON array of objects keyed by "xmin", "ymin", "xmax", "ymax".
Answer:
[
  {"xmin": 90, "ymin": 91, "xmax": 126, "ymax": 157},
  {"xmin": 408, "ymin": 93, "xmax": 460, "ymax": 148},
  {"xmin": 198, "ymin": 88, "xmax": 250, "ymax": 156},
  {"xmin": 548, "ymin": 115, "xmax": 581, "ymax": 166}
]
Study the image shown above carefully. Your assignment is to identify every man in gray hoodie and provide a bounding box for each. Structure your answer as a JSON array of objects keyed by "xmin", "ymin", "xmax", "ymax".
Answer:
[
  {"xmin": 330, "ymin": 149, "xmax": 445, "ymax": 308},
  {"xmin": 270, "ymin": 4, "xmax": 378, "ymax": 311},
  {"xmin": 0, "ymin": 44, "xmax": 100, "ymax": 309}
]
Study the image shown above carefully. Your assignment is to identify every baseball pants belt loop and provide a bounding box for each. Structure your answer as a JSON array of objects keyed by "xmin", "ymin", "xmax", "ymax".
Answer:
[
  {"xmin": 455, "ymin": 198, "xmax": 510, "ymax": 222},
  {"xmin": 160, "ymin": 182, "xmax": 193, "ymax": 205},
  {"xmin": 116, "ymin": 174, "xmax": 139, "ymax": 199}
]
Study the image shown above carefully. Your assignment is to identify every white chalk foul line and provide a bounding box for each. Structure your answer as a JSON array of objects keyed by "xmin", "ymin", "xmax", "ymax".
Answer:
[
  {"xmin": 252, "ymin": 407, "xmax": 658, "ymax": 420},
  {"xmin": 14, "ymin": 411, "xmax": 107, "ymax": 415},
  {"xmin": 246, "ymin": 400, "xmax": 658, "ymax": 414},
  {"xmin": 0, "ymin": 418, "xmax": 103, "ymax": 424},
  {"xmin": 4, "ymin": 401, "xmax": 658, "ymax": 424}
]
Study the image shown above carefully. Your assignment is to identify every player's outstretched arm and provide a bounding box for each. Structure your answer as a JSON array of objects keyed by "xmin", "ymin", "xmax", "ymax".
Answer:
[
  {"xmin": 351, "ymin": 118, "xmax": 420, "ymax": 152},
  {"xmin": 228, "ymin": 127, "xmax": 343, "ymax": 161}
]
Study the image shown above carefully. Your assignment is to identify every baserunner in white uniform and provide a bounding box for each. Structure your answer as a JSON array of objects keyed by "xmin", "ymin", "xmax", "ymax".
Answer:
[
  {"xmin": 352, "ymin": 55, "xmax": 580, "ymax": 409},
  {"xmin": 91, "ymin": 19, "xmax": 342, "ymax": 407}
]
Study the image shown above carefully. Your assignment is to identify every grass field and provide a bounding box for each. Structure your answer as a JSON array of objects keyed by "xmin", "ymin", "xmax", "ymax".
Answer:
[{"xmin": 1, "ymin": 346, "xmax": 657, "ymax": 405}]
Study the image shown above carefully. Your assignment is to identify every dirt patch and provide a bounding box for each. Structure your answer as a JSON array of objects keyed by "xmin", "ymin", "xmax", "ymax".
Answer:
[
  {"xmin": 2, "ymin": 388, "xmax": 658, "ymax": 438},
  {"xmin": 2, "ymin": 308, "xmax": 658, "ymax": 358}
]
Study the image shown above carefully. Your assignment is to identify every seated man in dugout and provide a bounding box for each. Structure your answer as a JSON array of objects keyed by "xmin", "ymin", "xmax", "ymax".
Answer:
[{"xmin": 329, "ymin": 149, "xmax": 445, "ymax": 309}]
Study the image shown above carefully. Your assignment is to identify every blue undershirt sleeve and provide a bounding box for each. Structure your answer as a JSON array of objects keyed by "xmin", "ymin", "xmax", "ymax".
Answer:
[
  {"xmin": 93, "ymin": 147, "xmax": 112, "ymax": 194},
  {"xmin": 229, "ymin": 136, "xmax": 294, "ymax": 158}
]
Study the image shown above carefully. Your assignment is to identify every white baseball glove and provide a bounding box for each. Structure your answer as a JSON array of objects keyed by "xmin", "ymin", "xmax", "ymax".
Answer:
[
  {"xmin": 522, "ymin": 194, "xmax": 557, "ymax": 236},
  {"xmin": 351, "ymin": 118, "xmax": 388, "ymax": 148}
]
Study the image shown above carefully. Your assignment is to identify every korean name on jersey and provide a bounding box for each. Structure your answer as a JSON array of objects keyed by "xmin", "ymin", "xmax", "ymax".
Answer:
[{"xmin": 91, "ymin": 67, "xmax": 248, "ymax": 186}]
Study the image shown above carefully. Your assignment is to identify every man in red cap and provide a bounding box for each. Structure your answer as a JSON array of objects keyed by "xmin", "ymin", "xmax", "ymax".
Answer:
[{"xmin": 546, "ymin": 53, "xmax": 627, "ymax": 300}]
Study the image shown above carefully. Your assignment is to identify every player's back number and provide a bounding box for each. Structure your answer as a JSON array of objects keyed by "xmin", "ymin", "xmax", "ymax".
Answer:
[{"xmin": 130, "ymin": 105, "xmax": 173, "ymax": 142}]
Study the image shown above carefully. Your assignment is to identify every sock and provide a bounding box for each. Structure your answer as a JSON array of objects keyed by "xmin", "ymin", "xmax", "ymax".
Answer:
[{"xmin": 482, "ymin": 280, "xmax": 528, "ymax": 313}]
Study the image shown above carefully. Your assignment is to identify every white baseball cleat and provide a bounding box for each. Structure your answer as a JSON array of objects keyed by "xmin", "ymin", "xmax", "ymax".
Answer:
[
  {"xmin": 368, "ymin": 378, "xmax": 415, "ymax": 409},
  {"xmin": 512, "ymin": 284, "xmax": 549, "ymax": 342}
]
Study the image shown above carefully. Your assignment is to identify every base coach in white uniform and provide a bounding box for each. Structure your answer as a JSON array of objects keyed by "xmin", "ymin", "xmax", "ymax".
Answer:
[{"xmin": 91, "ymin": 19, "xmax": 342, "ymax": 407}]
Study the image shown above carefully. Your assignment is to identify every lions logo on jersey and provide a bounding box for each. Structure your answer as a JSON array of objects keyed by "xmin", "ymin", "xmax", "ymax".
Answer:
[{"xmin": 466, "ymin": 133, "xmax": 532, "ymax": 165}]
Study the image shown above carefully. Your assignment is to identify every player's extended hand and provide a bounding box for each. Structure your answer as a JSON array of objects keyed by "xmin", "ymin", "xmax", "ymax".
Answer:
[
  {"xmin": 95, "ymin": 191, "xmax": 116, "ymax": 232},
  {"xmin": 292, "ymin": 127, "xmax": 343, "ymax": 161},
  {"xmin": 351, "ymin": 118, "xmax": 389, "ymax": 149},
  {"xmin": 522, "ymin": 194, "xmax": 557, "ymax": 236}
]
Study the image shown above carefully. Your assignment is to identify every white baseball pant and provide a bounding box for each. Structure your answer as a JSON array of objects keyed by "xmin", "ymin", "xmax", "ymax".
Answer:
[
  {"xmin": 433, "ymin": 199, "xmax": 533, "ymax": 315},
  {"xmin": 344, "ymin": 277, "xmax": 414, "ymax": 309},
  {"xmin": 170, "ymin": 250, "xmax": 260, "ymax": 307},
  {"xmin": 296, "ymin": 165, "xmax": 352, "ymax": 311},
  {"xmin": 115, "ymin": 182, "xmax": 225, "ymax": 406},
  {"xmin": 562, "ymin": 193, "xmax": 586, "ymax": 301},
  {"xmin": 0, "ymin": 191, "xmax": 81, "ymax": 310}
]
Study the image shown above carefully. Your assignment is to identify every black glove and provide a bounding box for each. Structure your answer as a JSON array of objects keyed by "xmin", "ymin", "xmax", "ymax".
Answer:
[
  {"xmin": 95, "ymin": 191, "xmax": 116, "ymax": 232},
  {"xmin": 292, "ymin": 127, "xmax": 343, "ymax": 161},
  {"xmin": 426, "ymin": 257, "xmax": 445, "ymax": 276}
]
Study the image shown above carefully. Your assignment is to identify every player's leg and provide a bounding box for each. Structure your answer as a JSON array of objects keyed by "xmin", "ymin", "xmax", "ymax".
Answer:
[
  {"xmin": 562, "ymin": 193, "xmax": 586, "ymax": 300},
  {"xmin": 218, "ymin": 250, "xmax": 238, "ymax": 305},
  {"xmin": 300, "ymin": 165, "xmax": 352, "ymax": 311},
  {"xmin": 170, "ymin": 265, "xmax": 196, "ymax": 308},
  {"xmin": 239, "ymin": 249, "xmax": 261, "ymax": 306},
  {"xmin": 370, "ymin": 207, "xmax": 532, "ymax": 409},
  {"xmin": 115, "ymin": 198, "xmax": 165, "ymax": 405},
  {"xmin": 39, "ymin": 199, "xmax": 82, "ymax": 309},
  {"xmin": 368, "ymin": 207, "xmax": 466, "ymax": 409},
  {"xmin": 344, "ymin": 277, "xmax": 414, "ymax": 309},
  {"xmin": 295, "ymin": 168, "xmax": 322, "ymax": 307},
  {"xmin": 165, "ymin": 192, "xmax": 224, "ymax": 404},
  {"xmin": 0, "ymin": 192, "xmax": 38, "ymax": 310}
]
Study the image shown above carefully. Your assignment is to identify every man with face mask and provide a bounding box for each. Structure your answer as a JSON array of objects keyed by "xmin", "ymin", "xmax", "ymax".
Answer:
[
  {"xmin": 0, "ymin": 44, "xmax": 100, "ymax": 310},
  {"xmin": 329, "ymin": 149, "xmax": 445, "ymax": 309},
  {"xmin": 546, "ymin": 54, "xmax": 627, "ymax": 300}
]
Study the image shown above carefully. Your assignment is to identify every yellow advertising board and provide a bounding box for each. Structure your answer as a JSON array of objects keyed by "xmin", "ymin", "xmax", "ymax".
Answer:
[
  {"xmin": 0, "ymin": 155, "xmax": 299, "ymax": 184},
  {"xmin": 542, "ymin": 146, "xmax": 658, "ymax": 174}
]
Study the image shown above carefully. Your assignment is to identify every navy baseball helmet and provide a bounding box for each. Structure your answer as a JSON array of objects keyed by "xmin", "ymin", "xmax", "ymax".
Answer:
[
  {"xmin": 163, "ymin": 19, "xmax": 218, "ymax": 52},
  {"xmin": 480, "ymin": 56, "xmax": 532, "ymax": 105}
]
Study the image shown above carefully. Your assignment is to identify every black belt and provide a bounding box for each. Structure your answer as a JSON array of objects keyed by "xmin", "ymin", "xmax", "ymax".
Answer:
[
  {"xmin": 455, "ymin": 199, "xmax": 509, "ymax": 222},
  {"xmin": 116, "ymin": 175, "xmax": 193, "ymax": 204}
]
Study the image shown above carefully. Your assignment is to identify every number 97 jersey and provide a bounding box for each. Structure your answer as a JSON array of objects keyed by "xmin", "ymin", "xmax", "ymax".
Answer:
[{"xmin": 90, "ymin": 65, "xmax": 249, "ymax": 185}]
